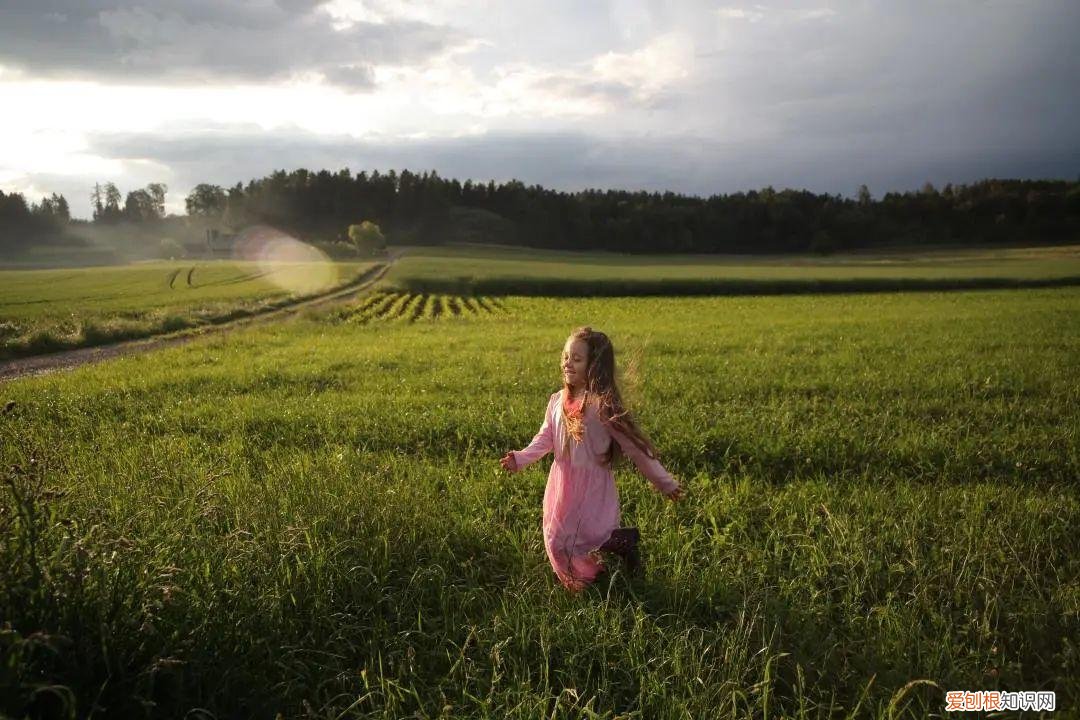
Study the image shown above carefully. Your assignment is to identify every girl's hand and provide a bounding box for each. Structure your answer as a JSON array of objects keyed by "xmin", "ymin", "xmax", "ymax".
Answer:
[
  {"xmin": 664, "ymin": 484, "xmax": 684, "ymax": 502},
  {"xmin": 499, "ymin": 451, "xmax": 519, "ymax": 473}
]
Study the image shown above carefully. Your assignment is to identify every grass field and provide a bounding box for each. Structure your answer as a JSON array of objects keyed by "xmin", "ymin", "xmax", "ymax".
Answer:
[
  {"xmin": 4, "ymin": 243, "xmax": 1079, "ymax": 361},
  {"xmin": 382, "ymin": 243, "xmax": 1080, "ymax": 296},
  {"xmin": 2, "ymin": 284, "xmax": 1077, "ymax": 718},
  {"xmin": 0, "ymin": 260, "xmax": 375, "ymax": 359}
]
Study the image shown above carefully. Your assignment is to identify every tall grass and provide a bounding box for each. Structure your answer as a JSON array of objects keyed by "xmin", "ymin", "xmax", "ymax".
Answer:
[{"xmin": 1, "ymin": 287, "xmax": 1077, "ymax": 718}]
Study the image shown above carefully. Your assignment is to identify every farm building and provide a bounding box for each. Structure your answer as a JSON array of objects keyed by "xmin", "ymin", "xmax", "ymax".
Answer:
[{"xmin": 206, "ymin": 228, "xmax": 237, "ymax": 256}]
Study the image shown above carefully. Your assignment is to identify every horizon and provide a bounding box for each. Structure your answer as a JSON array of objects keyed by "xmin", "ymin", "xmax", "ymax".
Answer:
[{"xmin": 22, "ymin": 170, "xmax": 1080, "ymax": 224}]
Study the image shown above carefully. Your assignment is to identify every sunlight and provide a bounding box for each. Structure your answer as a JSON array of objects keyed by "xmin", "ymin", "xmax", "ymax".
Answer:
[{"xmin": 231, "ymin": 225, "xmax": 340, "ymax": 295}]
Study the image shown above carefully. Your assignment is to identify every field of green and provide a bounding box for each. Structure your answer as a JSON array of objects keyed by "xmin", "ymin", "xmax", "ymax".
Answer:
[
  {"xmin": 4, "ymin": 243, "xmax": 1079, "ymax": 362},
  {"xmin": 0, "ymin": 260, "xmax": 375, "ymax": 359},
  {"xmin": 2, "ymin": 283, "xmax": 1077, "ymax": 718},
  {"xmin": 383, "ymin": 243, "xmax": 1080, "ymax": 296}
]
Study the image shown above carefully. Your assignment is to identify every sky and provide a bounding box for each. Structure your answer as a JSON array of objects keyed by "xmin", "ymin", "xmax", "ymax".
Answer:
[{"xmin": 0, "ymin": 0, "xmax": 1078, "ymax": 219}]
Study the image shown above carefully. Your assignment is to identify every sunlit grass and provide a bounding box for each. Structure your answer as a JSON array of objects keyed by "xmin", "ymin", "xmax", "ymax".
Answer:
[
  {"xmin": 1, "ymin": 287, "xmax": 1078, "ymax": 718},
  {"xmin": 0, "ymin": 259, "xmax": 374, "ymax": 358}
]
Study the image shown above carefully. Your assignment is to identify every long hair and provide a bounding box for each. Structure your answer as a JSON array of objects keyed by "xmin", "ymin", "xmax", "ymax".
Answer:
[{"xmin": 561, "ymin": 326, "xmax": 658, "ymax": 466}]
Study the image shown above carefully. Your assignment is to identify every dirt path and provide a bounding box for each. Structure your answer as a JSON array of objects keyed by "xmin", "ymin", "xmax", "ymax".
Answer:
[{"xmin": 0, "ymin": 250, "xmax": 403, "ymax": 383}]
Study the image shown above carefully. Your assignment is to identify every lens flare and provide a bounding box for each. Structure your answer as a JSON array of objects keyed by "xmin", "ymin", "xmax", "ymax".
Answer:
[{"xmin": 231, "ymin": 225, "xmax": 339, "ymax": 294}]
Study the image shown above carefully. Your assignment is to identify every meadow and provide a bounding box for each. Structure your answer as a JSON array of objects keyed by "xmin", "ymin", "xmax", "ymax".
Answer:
[
  {"xmin": 2, "ymin": 283, "xmax": 1077, "ymax": 718},
  {"xmin": 0, "ymin": 260, "xmax": 375, "ymax": 360},
  {"xmin": 381, "ymin": 243, "xmax": 1080, "ymax": 296},
  {"xmin": 4, "ymin": 243, "xmax": 1078, "ymax": 362}
]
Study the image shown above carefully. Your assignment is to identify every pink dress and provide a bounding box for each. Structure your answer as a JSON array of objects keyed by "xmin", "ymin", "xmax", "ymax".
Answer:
[{"xmin": 512, "ymin": 389, "xmax": 679, "ymax": 592}]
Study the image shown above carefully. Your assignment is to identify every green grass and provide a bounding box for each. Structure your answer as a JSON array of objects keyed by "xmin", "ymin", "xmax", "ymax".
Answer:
[
  {"xmin": 328, "ymin": 291, "xmax": 504, "ymax": 324},
  {"xmin": 0, "ymin": 260, "xmax": 375, "ymax": 359},
  {"xmin": 0, "ymin": 243, "xmax": 127, "ymax": 269},
  {"xmin": 383, "ymin": 243, "xmax": 1080, "ymax": 296},
  {"xmin": 1, "ymin": 286, "xmax": 1077, "ymax": 718}
]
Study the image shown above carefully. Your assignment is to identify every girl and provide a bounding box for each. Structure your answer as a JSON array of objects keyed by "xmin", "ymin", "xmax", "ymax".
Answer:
[{"xmin": 499, "ymin": 326, "xmax": 683, "ymax": 593}]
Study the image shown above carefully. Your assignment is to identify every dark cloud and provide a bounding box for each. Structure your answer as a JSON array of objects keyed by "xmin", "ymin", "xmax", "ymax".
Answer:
[
  {"xmin": 5, "ymin": 0, "xmax": 1079, "ymax": 218},
  {"xmin": 0, "ymin": 0, "xmax": 464, "ymax": 89},
  {"xmin": 319, "ymin": 64, "xmax": 377, "ymax": 91},
  {"xmin": 55, "ymin": 124, "xmax": 1076, "ymax": 219},
  {"xmin": 664, "ymin": 0, "xmax": 1080, "ymax": 184}
]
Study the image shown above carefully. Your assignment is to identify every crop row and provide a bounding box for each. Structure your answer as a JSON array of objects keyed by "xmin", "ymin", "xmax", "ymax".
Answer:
[{"xmin": 335, "ymin": 292, "xmax": 504, "ymax": 325}]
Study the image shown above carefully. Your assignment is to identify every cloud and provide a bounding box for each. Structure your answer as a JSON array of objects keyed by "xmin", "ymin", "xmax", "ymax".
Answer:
[
  {"xmin": 461, "ymin": 32, "xmax": 695, "ymax": 117},
  {"xmin": 337, "ymin": 30, "xmax": 698, "ymax": 122},
  {"xmin": 0, "ymin": 0, "xmax": 468, "ymax": 90},
  {"xmin": 5, "ymin": 123, "xmax": 1059, "ymax": 220},
  {"xmin": 715, "ymin": 4, "xmax": 835, "ymax": 24},
  {"xmin": 795, "ymin": 8, "xmax": 836, "ymax": 21},
  {"xmin": 320, "ymin": 64, "xmax": 377, "ymax": 91},
  {"xmin": 2, "ymin": 0, "xmax": 1078, "ymax": 220},
  {"xmin": 591, "ymin": 33, "xmax": 693, "ymax": 102},
  {"xmin": 12, "ymin": 126, "xmax": 742, "ymax": 220},
  {"xmin": 716, "ymin": 7, "xmax": 766, "ymax": 23}
]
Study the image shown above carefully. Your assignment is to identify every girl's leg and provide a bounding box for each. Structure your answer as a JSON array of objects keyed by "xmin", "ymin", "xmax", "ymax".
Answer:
[{"xmin": 598, "ymin": 527, "xmax": 642, "ymax": 576}]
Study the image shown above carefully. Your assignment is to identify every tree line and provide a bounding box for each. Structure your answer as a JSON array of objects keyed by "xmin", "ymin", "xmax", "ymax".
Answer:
[
  {"xmin": 3, "ymin": 170, "xmax": 1079, "ymax": 256},
  {"xmin": 182, "ymin": 170, "xmax": 1080, "ymax": 253},
  {"xmin": 0, "ymin": 182, "xmax": 169, "ymax": 254},
  {"xmin": 0, "ymin": 190, "xmax": 71, "ymax": 250},
  {"xmin": 90, "ymin": 182, "xmax": 168, "ymax": 224}
]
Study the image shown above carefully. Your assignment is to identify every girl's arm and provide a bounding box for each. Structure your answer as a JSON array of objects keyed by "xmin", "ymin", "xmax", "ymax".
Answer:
[
  {"xmin": 510, "ymin": 394, "xmax": 556, "ymax": 470},
  {"xmin": 609, "ymin": 425, "xmax": 680, "ymax": 496}
]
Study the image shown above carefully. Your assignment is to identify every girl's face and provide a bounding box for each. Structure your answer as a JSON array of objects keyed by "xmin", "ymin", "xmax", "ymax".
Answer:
[{"xmin": 562, "ymin": 338, "xmax": 588, "ymax": 390}]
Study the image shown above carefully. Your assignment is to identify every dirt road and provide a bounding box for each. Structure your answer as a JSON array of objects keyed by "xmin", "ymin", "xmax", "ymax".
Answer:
[{"xmin": 0, "ymin": 251, "xmax": 402, "ymax": 383}]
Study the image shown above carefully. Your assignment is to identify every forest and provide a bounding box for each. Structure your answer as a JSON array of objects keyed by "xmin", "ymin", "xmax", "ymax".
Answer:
[{"xmin": 3, "ymin": 170, "xmax": 1079, "ymax": 256}]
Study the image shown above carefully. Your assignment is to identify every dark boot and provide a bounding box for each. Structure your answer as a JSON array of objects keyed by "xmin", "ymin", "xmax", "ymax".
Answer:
[{"xmin": 599, "ymin": 527, "xmax": 642, "ymax": 577}]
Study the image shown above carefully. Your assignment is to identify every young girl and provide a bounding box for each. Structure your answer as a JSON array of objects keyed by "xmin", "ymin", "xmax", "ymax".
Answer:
[{"xmin": 499, "ymin": 326, "xmax": 683, "ymax": 592}]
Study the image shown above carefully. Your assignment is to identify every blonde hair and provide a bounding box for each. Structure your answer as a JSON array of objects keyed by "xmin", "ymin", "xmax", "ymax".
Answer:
[{"xmin": 561, "ymin": 326, "xmax": 657, "ymax": 465}]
